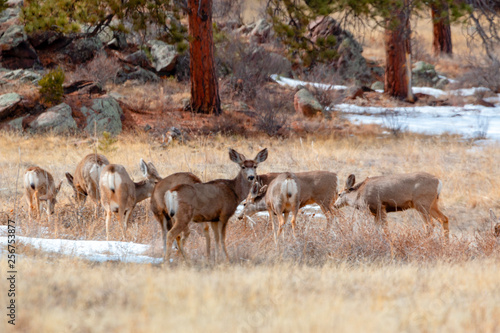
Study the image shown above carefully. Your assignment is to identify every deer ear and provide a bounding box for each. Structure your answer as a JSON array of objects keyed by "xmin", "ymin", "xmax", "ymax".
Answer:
[
  {"xmin": 147, "ymin": 162, "xmax": 161, "ymax": 180},
  {"xmin": 250, "ymin": 182, "xmax": 259, "ymax": 196},
  {"xmin": 259, "ymin": 184, "xmax": 268, "ymax": 195},
  {"xmin": 139, "ymin": 158, "xmax": 148, "ymax": 177},
  {"xmin": 254, "ymin": 148, "xmax": 268, "ymax": 163},
  {"xmin": 346, "ymin": 174, "xmax": 356, "ymax": 189},
  {"xmin": 56, "ymin": 181, "xmax": 62, "ymax": 193},
  {"xmin": 490, "ymin": 209, "xmax": 498, "ymax": 222},
  {"xmin": 229, "ymin": 148, "xmax": 245, "ymax": 164},
  {"xmin": 65, "ymin": 173, "xmax": 74, "ymax": 187}
]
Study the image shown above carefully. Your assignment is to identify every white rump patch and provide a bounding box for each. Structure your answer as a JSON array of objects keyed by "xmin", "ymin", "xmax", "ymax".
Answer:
[
  {"xmin": 282, "ymin": 178, "xmax": 298, "ymax": 199},
  {"xmin": 25, "ymin": 171, "xmax": 38, "ymax": 189},
  {"xmin": 437, "ymin": 179, "xmax": 443, "ymax": 196},
  {"xmin": 89, "ymin": 164, "xmax": 103, "ymax": 186},
  {"xmin": 164, "ymin": 190, "xmax": 178, "ymax": 217},
  {"xmin": 104, "ymin": 171, "xmax": 121, "ymax": 192}
]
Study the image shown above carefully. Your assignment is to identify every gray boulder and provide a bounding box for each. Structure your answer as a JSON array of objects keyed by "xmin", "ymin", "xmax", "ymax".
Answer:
[
  {"xmin": 294, "ymin": 88, "xmax": 324, "ymax": 118},
  {"xmin": 0, "ymin": 24, "xmax": 25, "ymax": 50},
  {"xmin": 63, "ymin": 37, "xmax": 103, "ymax": 64},
  {"xmin": 249, "ymin": 19, "xmax": 273, "ymax": 44},
  {"xmin": 371, "ymin": 81, "xmax": 384, "ymax": 91},
  {"xmin": 107, "ymin": 31, "xmax": 128, "ymax": 50},
  {"xmin": 147, "ymin": 40, "xmax": 178, "ymax": 73},
  {"xmin": 6, "ymin": 116, "xmax": 25, "ymax": 131},
  {"xmin": 29, "ymin": 103, "xmax": 77, "ymax": 134},
  {"xmin": 123, "ymin": 50, "xmax": 152, "ymax": 69},
  {"xmin": 1, "ymin": 69, "xmax": 42, "ymax": 83},
  {"xmin": 0, "ymin": 6, "xmax": 21, "ymax": 24},
  {"xmin": 412, "ymin": 61, "xmax": 448, "ymax": 88},
  {"xmin": 115, "ymin": 66, "xmax": 160, "ymax": 84},
  {"xmin": 82, "ymin": 97, "xmax": 123, "ymax": 136},
  {"xmin": 307, "ymin": 16, "xmax": 371, "ymax": 84},
  {"xmin": 126, "ymin": 67, "xmax": 160, "ymax": 83},
  {"xmin": 0, "ymin": 92, "xmax": 22, "ymax": 120}
]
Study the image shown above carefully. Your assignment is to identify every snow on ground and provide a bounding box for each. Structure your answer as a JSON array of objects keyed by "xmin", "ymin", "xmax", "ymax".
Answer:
[
  {"xmin": 272, "ymin": 75, "xmax": 500, "ymax": 141},
  {"xmin": 2, "ymin": 76, "xmax": 497, "ymax": 262},
  {"xmin": 0, "ymin": 225, "xmax": 162, "ymax": 264},
  {"xmin": 0, "ymin": 204, "xmax": 327, "ymax": 263}
]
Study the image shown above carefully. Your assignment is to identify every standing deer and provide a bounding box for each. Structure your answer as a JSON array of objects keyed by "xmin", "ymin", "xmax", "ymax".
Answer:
[
  {"xmin": 238, "ymin": 171, "xmax": 338, "ymax": 226},
  {"xmin": 24, "ymin": 167, "xmax": 62, "ymax": 220},
  {"xmin": 490, "ymin": 209, "xmax": 500, "ymax": 237},
  {"xmin": 100, "ymin": 159, "xmax": 161, "ymax": 240},
  {"xmin": 245, "ymin": 172, "xmax": 301, "ymax": 242},
  {"xmin": 334, "ymin": 172, "xmax": 449, "ymax": 237},
  {"xmin": 150, "ymin": 172, "xmax": 211, "ymax": 260},
  {"xmin": 163, "ymin": 148, "xmax": 268, "ymax": 262},
  {"xmin": 65, "ymin": 153, "xmax": 109, "ymax": 205}
]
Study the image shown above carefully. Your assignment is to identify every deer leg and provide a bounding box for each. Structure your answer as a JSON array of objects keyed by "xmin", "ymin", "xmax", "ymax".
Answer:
[
  {"xmin": 269, "ymin": 210, "xmax": 278, "ymax": 245},
  {"xmin": 278, "ymin": 212, "xmax": 289, "ymax": 240},
  {"xmin": 430, "ymin": 200, "xmax": 449, "ymax": 238},
  {"xmin": 165, "ymin": 222, "xmax": 185, "ymax": 264},
  {"xmin": 176, "ymin": 227, "xmax": 190, "ymax": 264},
  {"xmin": 161, "ymin": 215, "xmax": 168, "ymax": 260},
  {"xmin": 416, "ymin": 205, "xmax": 434, "ymax": 236},
  {"xmin": 219, "ymin": 217, "xmax": 230, "ymax": 262},
  {"xmin": 33, "ymin": 191, "xmax": 41, "ymax": 220},
  {"xmin": 203, "ymin": 223, "xmax": 211, "ymax": 260},
  {"xmin": 210, "ymin": 222, "xmax": 220, "ymax": 262},
  {"xmin": 26, "ymin": 193, "xmax": 34, "ymax": 222},
  {"xmin": 290, "ymin": 208, "xmax": 299, "ymax": 239},
  {"xmin": 105, "ymin": 208, "xmax": 112, "ymax": 241},
  {"xmin": 319, "ymin": 203, "xmax": 334, "ymax": 229},
  {"xmin": 121, "ymin": 206, "xmax": 134, "ymax": 241}
]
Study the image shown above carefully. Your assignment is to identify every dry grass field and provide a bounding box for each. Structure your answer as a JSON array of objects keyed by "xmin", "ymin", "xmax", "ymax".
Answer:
[
  {"xmin": 1, "ymin": 131, "xmax": 500, "ymax": 332},
  {"xmin": 1, "ymin": 3, "xmax": 500, "ymax": 331}
]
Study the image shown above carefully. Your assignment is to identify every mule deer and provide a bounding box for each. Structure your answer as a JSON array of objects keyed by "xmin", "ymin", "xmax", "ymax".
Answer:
[
  {"xmin": 65, "ymin": 153, "xmax": 109, "ymax": 205},
  {"xmin": 24, "ymin": 167, "xmax": 62, "ymax": 219},
  {"xmin": 238, "ymin": 171, "xmax": 338, "ymax": 225},
  {"xmin": 490, "ymin": 209, "xmax": 500, "ymax": 237},
  {"xmin": 164, "ymin": 148, "xmax": 268, "ymax": 262},
  {"xmin": 100, "ymin": 159, "xmax": 161, "ymax": 240},
  {"xmin": 150, "ymin": 172, "xmax": 211, "ymax": 260},
  {"xmin": 246, "ymin": 172, "xmax": 300, "ymax": 242},
  {"xmin": 334, "ymin": 172, "xmax": 449, "ymax": 237}
]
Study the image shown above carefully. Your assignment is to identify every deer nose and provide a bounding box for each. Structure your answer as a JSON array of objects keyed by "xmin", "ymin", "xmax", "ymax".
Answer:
[{"xmin": 248, "ymin": 176, "xmax": 255, "ymax": 181}]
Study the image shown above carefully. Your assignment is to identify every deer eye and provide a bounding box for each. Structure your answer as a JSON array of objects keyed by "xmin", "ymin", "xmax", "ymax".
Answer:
[
  {"xmin": 253, "ymin": 166, "xmax": 257, "ymax": 169},
  {"xmin": 242, "ymin": 166, "xmax": 245, "ymax": 169}
]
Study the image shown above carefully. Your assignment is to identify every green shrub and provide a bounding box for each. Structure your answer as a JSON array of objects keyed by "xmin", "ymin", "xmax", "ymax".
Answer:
[
  {"xmin": 97, "ymin": 131, "xmax": 118, "ymax": 154},
  {"xmin": 38, "ymin": 67, "xmax": 65, "ymax": 106}
]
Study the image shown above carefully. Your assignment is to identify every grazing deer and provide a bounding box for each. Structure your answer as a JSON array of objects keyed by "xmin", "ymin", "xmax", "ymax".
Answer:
[
  {"xmin": 163, "ymin": 148, "xmax": 268, "ymax": 262},
  {"xmin": 65, "ymin": 153, "xmax": 109, "ymax": 205},
  {"xmin": 150, "ymin": 172, "xmax": 211, "ymax": 260},
  {"xmin": 490, "ymin": 209, "xmax": 500, "ymax": 237},
  {"xmin": 334, "ymin": 172, "xmax": 449, "ymax": 237},
  {"xmin": 24, "ymin": 167, "xmax": 62, "ymax": 219},
  {"xmin": 238, "ymin": 171, "xmax": 338, "ymax": 226},
  {"xmin": 100, "ymin": 159, "xmax": 161, "ymax": 240},
  {"xmin": 246, "ymin": 172, "xmax": 301, "ymax": 242}
]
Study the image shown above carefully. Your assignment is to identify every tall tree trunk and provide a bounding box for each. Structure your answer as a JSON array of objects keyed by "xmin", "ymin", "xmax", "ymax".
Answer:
[
  {"xmin": 187, "ymin": 0, "xmax": 221, "ymax": 115},
  {"xmin": 431, "ymin": 3, "xmax": 452, "ymax": 56},
  {"xmin": 384, "ymin": 1, "xmax": 413, "ymax": 101}
]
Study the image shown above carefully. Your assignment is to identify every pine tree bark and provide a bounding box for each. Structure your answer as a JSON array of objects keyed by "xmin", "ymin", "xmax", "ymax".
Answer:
[
  {"xmin": 187, "ymin": 0, "xmax": 221, "ymax": 115},
  {"xmin": 431, "ymin": 3, "xmax": 452, "ymax": 56},
  {"xmin": 384, "ymin": 1, "xmax": 413, "ymax": 101}
]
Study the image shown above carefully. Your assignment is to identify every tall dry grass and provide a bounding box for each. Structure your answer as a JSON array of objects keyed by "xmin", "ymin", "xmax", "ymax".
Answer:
[
  {"xmin": 1, "ymin": 132, "xmax": 500, "ymax": 332},
  {"xmin": 1, "ymin": 252, "xmax": 499, "ymax": 332}
]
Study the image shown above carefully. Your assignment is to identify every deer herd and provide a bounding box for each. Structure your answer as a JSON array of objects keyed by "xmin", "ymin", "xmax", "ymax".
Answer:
[{"xmin": 23, "ymin": 148, "xmax": 499, "ymax": 263}]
